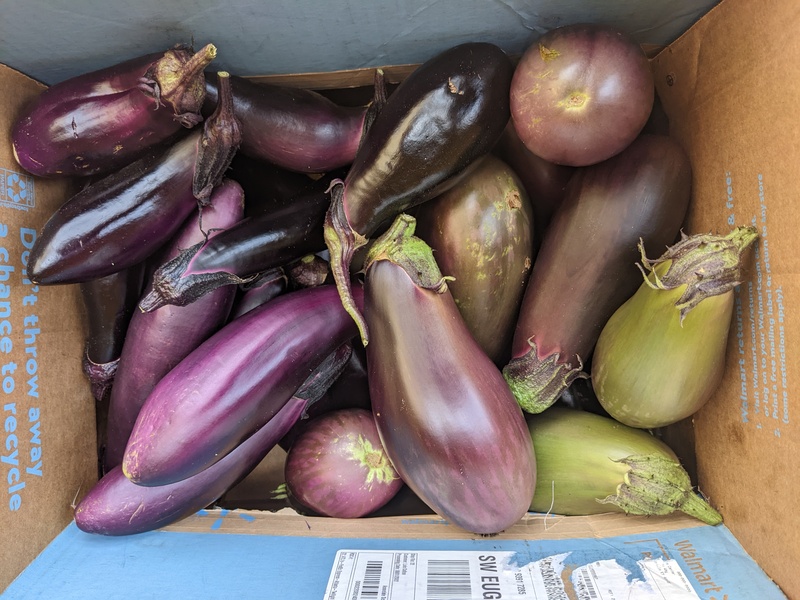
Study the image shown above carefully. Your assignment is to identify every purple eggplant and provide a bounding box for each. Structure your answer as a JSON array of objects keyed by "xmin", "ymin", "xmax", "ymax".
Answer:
[
  {"xmin": 228, "ymin": 268, "xmax": 288, "ymax": 320},
  {"xmin": 13, "ymin": 44, "xmax": 216, "ymax": 178},
  {"xmin": 75, "ymin": 396, "xmax": 306, "ymax": 536},
  {"xmin": 28, "ymin": 72, "xmax": 241, "ymax": 286},
  {"xmin": 138, "ymin": 184, "xmax": 331, "ymax": 311},
  {"xmin": 103, "ymin": 180, "xmax": 244, "ymax": 472},
  {"xmin": 286, "ymin": 254, "xmax": 331, "ymax": 290},
  {"xmin": 80, "ymin": 264, "xmax": 146, "ymax": 402},
  {"xmin": 324, "ymin": 42, "xmax": 514, "ymax": 345},
  {"xmin": 284, "ymin": 408, "xmax": 403, "ymax": 518},
  {"xmin": 204, "ymin": 73, "xmax": 369, "ymax": 173},
  {"xmin": 122, "ymin": 283, "xmax": 363, "ymax": 486},
  {"xmin": 364, "ymin": 214, "xmax": 536, "ymax": 535},
  {"xmin": 503, "ymin": 134, "xmax": 691, "ymax": 414}
]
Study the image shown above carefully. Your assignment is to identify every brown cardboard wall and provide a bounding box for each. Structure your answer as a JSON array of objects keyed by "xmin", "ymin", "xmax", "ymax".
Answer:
[
  {"xmin": 0, "ymin": 65, "xmax": 98, "ymax": 591},
  {"xmin": 653, "ymin": 0, "xmax": 800, "ymax": 596}
]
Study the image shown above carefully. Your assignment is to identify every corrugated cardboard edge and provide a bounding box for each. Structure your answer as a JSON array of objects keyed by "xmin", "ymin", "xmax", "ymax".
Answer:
[
  {"xmin": 652, "ymin": 0, "xmax": 800, "ymax": 597},
  {"xmin": 0, "ymin": 63, "xmax": 97, "ymax": 593}
]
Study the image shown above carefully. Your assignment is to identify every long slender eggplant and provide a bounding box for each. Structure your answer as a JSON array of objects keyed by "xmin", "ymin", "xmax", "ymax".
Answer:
[
  {"xmin": 324, "ymin": 42, "xmax": 514, "ymax": 345},
  {"xmin": 364, "ymin": 215, "xmax": 535, "ymax": 535},
  {"xmin": 75, "ymin": 397, "xmax": 306, "ymax": 536},
  {"xmin": 204, "ymin": 73, "xmax": 369, "ymax": 173},
  {"xmin": 122, "ymin": 284, "xmax": 363, "ymax": 486},
  {"xmin": 503, "ymin": 134, "xmax": 691, "ymax": 414},
  {"xmin": 138, "ymin": 185, "xmax": 331, "ymax": 311},
  {"xmin": 80, "ymin": 264, "xmax": 146, "ymax": 402},
  {"xmin": 13, "ymin": 44, "xmax": 216, "ymax": 178},
  {"xmin": 103, "ymin": 180, "xmax": 245, "ymax": 472},
  {"xmin": 414, "ymin": 154, "xmax": 534, "ymax": 366},
  {"xmin": 28, "ymin": 72, "xmax": 241, "ymax": 286}
]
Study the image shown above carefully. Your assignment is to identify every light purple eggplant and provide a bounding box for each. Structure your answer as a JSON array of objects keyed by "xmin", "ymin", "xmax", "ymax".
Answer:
[
  {"xmin": 75, "ymin": 396, "xmax": 306, "ymax": 536},
  {"xmin": 13, "ymin": 44, "xmax": 216, "ymax": 178},
  {"xmin": 103, "ymin": 179, "xmax": 245, "ymax": 472},
  {"xmin": 27, "ymin": 72, "xmax": 241, "ymax": 286},
  {"xmin": 122, "ymin": 283, "xmax": 363, "ymax": 486}
]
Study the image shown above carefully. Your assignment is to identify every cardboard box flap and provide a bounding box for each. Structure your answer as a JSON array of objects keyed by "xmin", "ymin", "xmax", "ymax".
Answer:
[{"xmin": 652, "ymin": 0, "xmax": 800, "ymax": 596}]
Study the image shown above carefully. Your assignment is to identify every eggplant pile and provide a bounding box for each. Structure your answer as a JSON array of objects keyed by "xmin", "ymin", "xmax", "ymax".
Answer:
[{"xmin": 12, "ymin": 30, "xmax": 750, "ymax": 538}]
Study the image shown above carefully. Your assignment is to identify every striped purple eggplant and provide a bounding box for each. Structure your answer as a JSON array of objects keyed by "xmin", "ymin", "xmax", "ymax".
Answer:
[
  {"xmin": 103, "ymin": 180, "xmax": 244, "ymax": 472},
  {"xmin": 75, "ymin": 397, "xmax": 306, "ymax": 536},
  {"xmin": 364, "ymin": 214, "xmax": 536, "ymax": 534},
  {"xmin": 324, "ymin": 42, "xmax": 514, "ymax": 345},
  {"xmin": 28, "ymin": 72, "xmax": 241, "ymax": 286},
  {"xmin": 122, "ymin": 283, "xmax": 363, "ymax": 486},
  {"xmin": 13, "ymin": 44, "xmax": 216, "ymax": 178}
]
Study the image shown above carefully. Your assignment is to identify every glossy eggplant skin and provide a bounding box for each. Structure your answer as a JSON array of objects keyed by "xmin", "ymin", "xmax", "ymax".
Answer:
[
  {"xmin": 75, "ymin": 397, "xmax": 306, "ymax": 536},
  {"xmin": 504, "ymin": 134, "xmax": 691, "ymax": 414},
  {"xmin": 103, "ymin": 180, "xmax": 244, "ymax": 472},
  {"xmin": 364, "ymin": 217, "xmax": 535, "ymax": 534},
  {"xmin": 205, "ymin": 74, "xmax": 366, "ymax": 173},
  {"xmin": 13, "ymin": 45, "xmax": 215, "ymax": 178},
  {"xmin": 326, "ymin": 42, "xmax": 514, "ymax": 344},
  {"xmin": 122, "ymin": 284, "xmax": 363, "ymax": 486}
]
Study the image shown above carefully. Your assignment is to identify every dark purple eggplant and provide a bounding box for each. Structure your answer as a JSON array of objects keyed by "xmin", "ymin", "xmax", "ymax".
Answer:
[
  {"xmin": 324, "ymin": 42, "xmax": 513, "ymax": 344},
  {"xmin": 204, "ymin": 73, "xmax": 368, "ymax": 173},
  {"xmin": 229, "ymin": 268, "xmax": 288, "ymax": 320},
  {"xmin": 364, "ymin": 214, "xmax": 535, "ymax": 535},
  {"xmin": 122, "ymin": 283, "xmax": 363, "ymax": 486},
  {"xmin": 284, "ymin": 408, "xmax": 403, "ymax": 518},
  {"xmin": 80, "ymin": 264, "xmax": 146, "ymax": 402},
  {"xmin": 414, "ymin": 154, "xmax": 534, "ymax": 366},
  {"xmin": 28, "ymin": 72, "xmax": 241, "ymax": 286},
  {"xmin": 503, "ymin": 134, "xmax": 691, "ymax": 414},
  {"xmin": 286, "ymin": 254, "xmax": 331, "ymax": 289},
  {"xmin": 137, "ymin": 185, "xmax": 331, "ymax": 311},
  {"xmin": 103, "ymin": 180, "xmax": 244, "ymax": 472},
  {"xmin": 13, "ymin": 44, "xmax": 216, "ymax": 178},
  {"xmin": 75, "ymin": 396, "xmax": 306, "ymax": 536}
]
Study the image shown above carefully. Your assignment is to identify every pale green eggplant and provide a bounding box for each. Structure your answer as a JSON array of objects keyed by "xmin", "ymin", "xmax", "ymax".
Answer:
[
  {"xmin": 528, "ymin": 407, "xmax": 722, "ymax": 524},
  {"xmin": 592, "ymin": 226, "xmax": 758, "ymax": 429}
]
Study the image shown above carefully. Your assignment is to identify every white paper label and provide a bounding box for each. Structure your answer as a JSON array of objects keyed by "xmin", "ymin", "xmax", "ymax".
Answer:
[{"xmin": 322, "ymin": 550, "xmax": 701, "ymax": 600}]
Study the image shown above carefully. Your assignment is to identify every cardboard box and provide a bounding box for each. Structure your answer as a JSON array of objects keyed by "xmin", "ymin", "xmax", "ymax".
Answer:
[{"xmin": 1, "ymin": 0, "xmax": 798, "ymax": 597}]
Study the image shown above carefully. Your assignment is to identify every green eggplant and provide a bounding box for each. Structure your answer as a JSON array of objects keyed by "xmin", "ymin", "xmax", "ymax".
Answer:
[
  {"xmin": 528, "ymin": 406, "xmax": 722, "ymax": 524},
  {"xmin": 592, "ymin": 226, "xmax": 758, "ymax": 428},
  {"xmin": 414, "ymin": 155, "xmax": 534, "ymax": 365}
]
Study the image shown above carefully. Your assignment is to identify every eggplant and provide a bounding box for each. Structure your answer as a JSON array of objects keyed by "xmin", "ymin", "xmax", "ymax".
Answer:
[
  {"xmin": 103, "ymin": 180, "xmax": 244, "ymax": 472},
  {"xmin": 324, "ymin": 42, "xmax": 514, "ymax": 344},
  {"xmin": 286, "ymin": 254, "xmax": 331, "ymax": 290},
  {"xmin": 138, "ymin": 185, "xmax": 331, "ymax": 311},
  {"xmin": 503, "ymin": 134, "xmax": 691, "ymax": 414},
  {"xmin": 204, "ymin": 73, "xmax": 370, "ymax": 173},
  {"xmin": 228, "ymin": 268, "xmax": 288, "ymax": 320},
  {"xmin": 527, "ymin": 407, "xmax": 722, "ymax": 524},
  {"xmin": 75, "ymin": 396, "xmax": 306, "ymax": 536},
  {"xmin": 593, "ymin": 227, "xmax": 758, "ymax": 428},
  {"xmin": 364, "ymin": 214, "xmax": 535, "ymax": 535},
  {"xmin": 284, "ymin": 408, "xmax": 403, "ymax": 518},
  {"xmin": 13, "ymin": 44, "xmax": 216, "ymax": 178},
  {"xmin": 414, "ymin": 154, "xmax": 534, "ymax": 365},
  {"xmin": 122, "ymin": 283, "xmax": 363, "ymax": 486},
  {"xmin": 80, "ymin": 264, "xmax": 146, "ymax": 402},
  {"xmin": 27, "ymin": 72, "xmax": 241, "ymax": 286}
]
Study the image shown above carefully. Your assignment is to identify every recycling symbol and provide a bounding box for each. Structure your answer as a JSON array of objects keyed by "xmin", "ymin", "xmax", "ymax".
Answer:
[{"xmin": 6, "ymin": 173, "xmax": 27, "ymax": 203}]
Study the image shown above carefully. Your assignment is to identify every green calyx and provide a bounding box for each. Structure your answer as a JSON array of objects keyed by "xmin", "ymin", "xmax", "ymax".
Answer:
[
  {"xmin": 599, "ymin": 453, "xmax": 722, "ymax": 525},
  {"xmin": 637, "ymin": 226, "xmax": 758, "ymax": 323},
  {"xmin": 350, "ymin": 434, "xmax": 398, "ymax": 487},
  {"xmin": 502, "ymin": 338, "xmax": 587, "ymax": 414},
  {"xmin": 364, "ymin": 213, "xmax": 453, "ymax": 294}
]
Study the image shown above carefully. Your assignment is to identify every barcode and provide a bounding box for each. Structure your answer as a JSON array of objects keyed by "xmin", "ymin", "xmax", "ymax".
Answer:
[
  {"xmin": 426, "ymin": 559, "xmax": 472, "ymax": 600},
  {"xmin": 358, "ymin": 560, "xmax": 384, "ymax": 599},
  {"xmin": 579, "ymin": 570, "xmax": 599, "ymax": 600}
]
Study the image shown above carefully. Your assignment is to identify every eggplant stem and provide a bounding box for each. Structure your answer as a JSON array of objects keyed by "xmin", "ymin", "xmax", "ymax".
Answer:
[
  {"xmin": 81, "ymin": 351, "xmax": 119, "ymax": 403},
  {"xmin": 357, "ymin": 69, "xmax": 388, "ymax": 151},
  {"xmin": 324, "ymin": 181, "xmax": 369, "ymax": 345}
]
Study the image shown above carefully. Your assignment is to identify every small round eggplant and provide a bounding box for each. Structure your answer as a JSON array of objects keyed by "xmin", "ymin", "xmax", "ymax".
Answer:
[
  {"xmin": 415, "ymin": 154, "xmax": 534, "ymax": 365},
  {"xmin": 324, "ymin": 42, "xmax": 514, "ymax": 345},
  {"xmin": 13, "ymin": 44, "xmax": 216, "ymax": 178},
  {"xmin": 284, "ymin": 408, "xmax": 403, "ymax": 518},
  {"xmin": 364, "ymin": 214, "xmax": 536, "ymax": 535}
]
